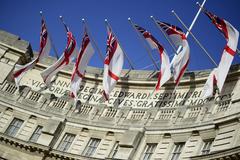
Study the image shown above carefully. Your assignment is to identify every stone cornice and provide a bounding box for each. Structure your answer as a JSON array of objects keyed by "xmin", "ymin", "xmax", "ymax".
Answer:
[
  {"xmin": 0, "ymin": 133, "xmax": 102, "ymax": 160},
  {"xmin": 191, "ymin": 146, "xmax": 240, "ymax": 160}
]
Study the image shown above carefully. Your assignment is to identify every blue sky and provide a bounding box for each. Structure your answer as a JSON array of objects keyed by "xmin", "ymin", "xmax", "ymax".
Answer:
[{"xmin": 1, "ymin": 0, "xmax": 240, "ymax": 71}]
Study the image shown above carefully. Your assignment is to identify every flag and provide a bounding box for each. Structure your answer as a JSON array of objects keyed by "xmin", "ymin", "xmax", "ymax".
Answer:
[
  {"xmin": 13, "ymin": 18, "xmax": 51, "ymax": 88},
  {"xmin": 201, "ymin": 69, "xmax": 217, "ymax": 98},
  {"xmin": 204, "ymin": 10, "xmax": 228, "ymax": 40},
  {"xmin": 41, "ymin": 31, "xmax": 78, "ymax": 86},
  {"xmin": 157, "ymin": 21, "xmax": 186, "ymax": 42},
  {"xmin": 134, "ymin": 24, "xmax": 171, "ymax": 91},
  {"xmin": 158, "ymin": 21, "xmax": 190, "ymax": 86},
  {"xmin": 103, "ymin": 26, "xmax": 124, "ymax": 100},
  {"xmin": 201, "ymin": 9, "xmax": 239, "ymax": 98},
  {"xmin": 70, "ymin": 30, "xmax": 94, "ymax": 101}
]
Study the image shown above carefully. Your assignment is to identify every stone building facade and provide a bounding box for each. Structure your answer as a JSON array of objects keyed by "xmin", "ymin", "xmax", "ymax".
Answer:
[{"xmin": 0, "ymin": 29, "xmax": 240, "ymax": 160}]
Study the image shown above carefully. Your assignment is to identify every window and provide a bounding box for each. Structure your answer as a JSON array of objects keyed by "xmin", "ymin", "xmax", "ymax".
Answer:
[
  {"xmin": 142, "ymin": 143, "xmax": 157, "ymax": 160},
  {"xmin": 83, "ymin": 138, "xmax": 101, "ymax": 157},
  {"xmin": 171, "ymin": 143, "xmax": 185, "ymax": 160},
  {"xmin": 57, "ymin": 133, "xmax": 75, "ymax": 152},
  {"xmin": 201, "ymin": 139, "xmax": 214, "ymax": 155},
  {"xmin": 110, "ymin": 141, "xmax": 119, "ymax": 158},
  {"xmin": 5, "ymin": 118, "xmax": 24, "ymax": 137},
  {"xmin": 29, "ymin": 125, "xmax": 43, "ymax": 142}
]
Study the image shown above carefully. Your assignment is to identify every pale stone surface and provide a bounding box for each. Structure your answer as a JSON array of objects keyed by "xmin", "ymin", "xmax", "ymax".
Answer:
[
  {"xmin": 114, "ymin": 147, "xmax": 134, "ymax": 160},
  {"xmin": 0, "ymin": 144, "xmax": 43, "ymax": 160},
  {"xmin": 37, "ymin": 133, "xmax": 54, "ymax": 146},
  {"xmin": 181, "ymin": 135, "xmax": 203, "ymax": 159},
  {"xmin": 17, "ymin": 117, "xmax": 37, "ymax": 141},
  {"xmin": 211, "ymin": 121, "xmax": 238, "ymax": 152},
  {"xmin": 0, "ymin": 46, "xmax": 7, "ymax": 58},
  {"xmin": 0, "ymin": 62, "xmax": 13, "ymax": 84}
]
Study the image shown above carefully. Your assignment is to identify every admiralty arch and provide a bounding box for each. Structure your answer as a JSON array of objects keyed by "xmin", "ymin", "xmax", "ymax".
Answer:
[{"xmin": 0, "ymin": 29, "xmax": 240, "ymax": 160}]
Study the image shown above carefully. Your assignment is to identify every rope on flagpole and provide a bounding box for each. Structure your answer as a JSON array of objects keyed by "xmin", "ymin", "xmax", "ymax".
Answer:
[
  {"xmin": 196, "ymin": 1, "xmax": 240, "ymax": 57},
  {"xmin": 82, "ymin": 18, "xmax": 105, "ymax": 63},
  {"xmin": 104, "ymin": 19, "xmax": 135, "ymax": 70},
  {"xmin": 128, "ymin": 17, "xmax": 159, "ymax": 70},
  {"xmin": 150, "ymin": 16, "xmax": 178, "ymax": 55},
  {"xmin": 39, "ymin": 11, "xmax": 59, "ymax": 59},
  {"xmin": 171, "ymin": 10, "xmax": 218, "ymax": 67}
]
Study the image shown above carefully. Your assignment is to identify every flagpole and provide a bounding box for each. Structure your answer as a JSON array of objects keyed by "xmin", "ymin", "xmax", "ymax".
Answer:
[
  {"xmin": 186, "ymin": 0, "xmax": 207, "ymax": 37},
  {"xmin": 104, "ymin": 19, "xmax": 135, "ymax": 70},
  {"xmin": 128, "ymin": 18, "xmax": 159, "ymax": 70},
  {"xmin": 150, "ymin": 16, "xmax": 178, "ymax": 54},
  {"xmin": 171, "ymin": 10, "xmax": 218, "ymax": 67},
  {"xmin": 59, "ymin": 16, "xmax": 69, "ymax": 32},
  {"xmin": 82, "ymin": 18, "xmax": 105, "ymax": 63},
  {"xmin": 39, "ymin": 11, "xmax": 59, "ymax": 59},
  {"xmin": 175, "ymin": 0, "xmax": 207, "ymax": 55},
  {"xmin": 196, "ymin": 2, "xmax": 240, "ymax": 57},
  {"xmin": 54, "ymin": 15, "xmax": 70, "ymax": 80}
]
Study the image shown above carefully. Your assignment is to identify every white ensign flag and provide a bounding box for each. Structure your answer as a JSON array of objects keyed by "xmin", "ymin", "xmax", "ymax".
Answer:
[
  {"xmin": 41, "ymin": 31, "xmax": 78, "ymax": 86},
  {"xmin": 201, "ymin": 10, "xmax": 239, "ymax": 98},
  {"xmin": 70, "ymin": 31, "xmax": 94, "ymax": 101},
  {"xmin": 13, "ymin": 18, "xmax": 51, "ymax": 87},
  {"xmin": 103, "ymin": 26, "xmax": 124, "ymax": 100}
]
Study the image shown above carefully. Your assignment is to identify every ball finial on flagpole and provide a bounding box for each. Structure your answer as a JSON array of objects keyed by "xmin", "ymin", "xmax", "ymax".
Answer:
[
  {"xmin": 196, "ymin": 2, "xmax": 201, "ymax": 8},
  {"xmin": 128, "ymin": 17, "xmax": 131, "ymax": 21},
  {"xmin": 59, "ymin": 15, "xmax": 63, "ymax": 20},
  {"xmin": 40, "ymin": 11, "xmax": 43, "ymax": 15},
  {"xmin": 82, "ymin": 18, "xmax": 85, "ymax": 21},
  {"xmin": 171, "ymin": 10, "xmax": 175, "ymax": 13},
  {"xmin": 105, "ymin": 19, "xmax": 108, "ymax": 22}
]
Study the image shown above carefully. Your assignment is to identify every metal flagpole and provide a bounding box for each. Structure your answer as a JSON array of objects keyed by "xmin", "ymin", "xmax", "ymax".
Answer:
[
  {"xmin": 128, "ymin": 17, "xmax": 159, "ymax": 70},
  {"xmin": 104, "ymin": 19, "xmax": 135, "ymax": 70},
  {"xmin": 59, "ymin": 16, "xmax": 70, "ymax": 32},
  {"xmin": 196, "ymin": 2, "xmax": 240, "ymax": 57},
  {"xmin": 39, "ymin": 11, "xmax": 59, "ymax": 59},
  {"xmin": 176, "ymin": 0, "xmax": 207, "ymax": 55},
  {"xmin": 54, "ymin": 15, "xmax": 71, "ymax": 80},
  {"xmin": 179, "ymin": 0, "xmax": 207, "ymax": 54},
  {"xmin": 172, "ymin": 10, "xmax": 218, "ymax": 67},
  {"xmin": 186, "ymin": 0, "xmax": 207, "ymax": 37},
  {"xmin": 82, "ymin": 18, "xmax": 105, "ymax": 63},
  {"xmin": 150, "ymin": 16, "xmax": 178, "ymax": 54}
]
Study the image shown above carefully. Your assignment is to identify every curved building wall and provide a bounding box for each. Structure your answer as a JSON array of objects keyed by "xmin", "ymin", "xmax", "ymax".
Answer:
[{"xmin": 0, "ymin": 30, "xmax": 240, "ymax": 160}]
